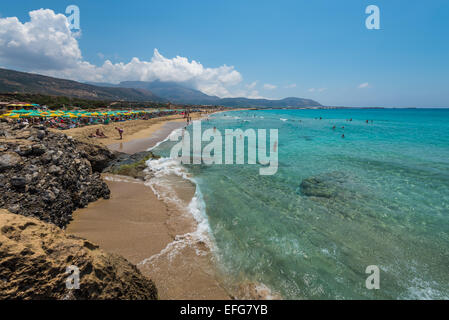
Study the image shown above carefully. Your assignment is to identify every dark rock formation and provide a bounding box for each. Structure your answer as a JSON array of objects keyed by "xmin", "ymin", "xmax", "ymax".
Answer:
[
  {"xmin": 0, "ymin": 210, "xmax": 158, "ymax": 300},
  {"xmin": 0, "ymin": 123, "xmax": 115, "ymax": 228},
  {"xmin": 103, "ymin": 150, "xmax": 160, "ymax": 180},
  {"xmin": 75, "ymin": 142, "xmax": 116, "ymax": 172},
  {"xmin": 299, "ymin": 171, "xmax": 351, "ymax": 199},
  {"xmin": 299, "ymin": 171, "xmax": 367, "ymax": 219}
]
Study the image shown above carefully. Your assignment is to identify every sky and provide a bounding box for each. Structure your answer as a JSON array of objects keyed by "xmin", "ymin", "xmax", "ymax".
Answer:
[{"xmin": 0, "ymin": 0, "xmax": 448, "ymax": 107}]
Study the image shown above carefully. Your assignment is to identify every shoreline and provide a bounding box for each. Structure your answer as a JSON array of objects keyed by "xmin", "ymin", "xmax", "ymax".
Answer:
[
  {"xmin": 57, "ymin": 112, "xmax": 205, "ymax": 150},
  {"xmin": 66, "ymin": 111, "xmax": 232, "ymax": 299}
]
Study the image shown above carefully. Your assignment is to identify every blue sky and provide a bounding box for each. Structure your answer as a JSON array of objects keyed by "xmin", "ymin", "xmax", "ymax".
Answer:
[{"xmin": 0, "ymin": 0, "xmax": 448, "ymax": 107}]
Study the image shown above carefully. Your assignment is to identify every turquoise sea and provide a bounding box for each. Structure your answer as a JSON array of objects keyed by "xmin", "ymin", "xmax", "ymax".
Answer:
[{"xmin": 149, "ymin": 109, "xmax": 449, "ymax": 299}]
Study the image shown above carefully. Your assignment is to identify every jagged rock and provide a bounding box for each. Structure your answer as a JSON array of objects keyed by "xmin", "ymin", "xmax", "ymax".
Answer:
[
  {"xmin": 15, "ymin": 130, "xmax": 31, "ymax": 139},
  {"xmin": 0, "ymin": 151, "xmax": 22, "ymax": 172},
  {"xmin": 15, "ymin": 144, "xmax": 33, "ymax": 156},
  {"xmin": 0, "ymin": 210, "xmax": 158, "ymax": 300},
  {"xmin": 0, "ymin": 123, "xmax": 114, "ymax": 228},
  {"xmin": 48, "ymin": 165, "xmax": 61, "ymax": 175},
  {"xmin": 10, "ymin": 176, "xmax": 26, "ymax": 189},
  {"xmin": 31, "ymin": 143, "xmax": 46, "ymax": 155},
  {"xmin": 36, "ymin": 130, "xmax": 46, "ymax": 140},
  {"xmin": 75, "ymin": 142, "xmax": 115, "ymax": 172}
]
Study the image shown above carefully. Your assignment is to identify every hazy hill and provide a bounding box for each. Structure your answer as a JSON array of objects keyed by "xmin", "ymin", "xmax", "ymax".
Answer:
[
  {"xmin": 89, "ymin": 80, "xmax": 220, "ymax": 105},
  {"xmin": 0, "ymin": 68, "xmax": 164, "ymax": 102},
  {"xmin": 91, "ymin": 80, "xmax": 321, "ymax": 107},
  {"xmin": 218, "ymin": 97, "xmax": 321, "ymax": 108},
  {"xmin": 0, "ymin": 68, "xmax": 321, "ymax": 107}
]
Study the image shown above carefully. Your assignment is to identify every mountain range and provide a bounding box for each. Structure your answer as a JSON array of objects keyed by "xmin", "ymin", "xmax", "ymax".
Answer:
[
  {"xmin": 0, "ymin": 68, "xmax": 321, "ymax": 108},
  {"xmin": 90, "ymin": 80, "xmax": 322, "ymax": 108},
  {"xmin": 0, "ymin": 68, "xmax": 164, "ymax": 102}
]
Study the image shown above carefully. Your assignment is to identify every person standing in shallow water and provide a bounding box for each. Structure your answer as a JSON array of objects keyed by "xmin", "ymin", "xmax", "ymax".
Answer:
[{"xmin": 115, "ymin": 126, "xmax": 124, "ymax": 140}]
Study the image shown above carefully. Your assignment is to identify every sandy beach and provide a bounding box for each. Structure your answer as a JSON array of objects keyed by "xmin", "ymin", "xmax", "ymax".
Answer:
[
  {"xmin": 66, "ymin": 112, "xmax": 231, "ymax": 299},
  {"xmin": 56, "ymin": 112, "xmax": 205, "ymax": 152}
]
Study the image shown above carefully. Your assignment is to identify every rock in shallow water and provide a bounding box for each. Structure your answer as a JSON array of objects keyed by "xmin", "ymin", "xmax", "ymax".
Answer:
[
  {"xmin": 299, "ymin": 171, "xmax": 350, "ymax": 199},
  {"xmin": 299, "ymin": 171, "xmax": 369, "ymax": 219}
]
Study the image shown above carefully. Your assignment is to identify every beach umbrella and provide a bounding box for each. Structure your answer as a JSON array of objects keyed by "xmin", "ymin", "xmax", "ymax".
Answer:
[
  {"xmin": 9, "ymin": 114, "xmax": 20, "ymax": 119},
  {"xmin": 27, "ymin": 111, "xmax": 43, "ymax": 117},
  {"xmin": 13, "ymin": 108, "xmax": 31, "ymax": 113}
]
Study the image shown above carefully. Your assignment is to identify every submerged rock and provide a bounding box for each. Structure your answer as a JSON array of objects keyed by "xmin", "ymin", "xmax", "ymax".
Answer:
[
  {"xmin": 299, "ymin": 171, "xmax": 367, "ymax": 219},
  {"xmin": 0, "ymin": 210, "xmax": 158, "ymax": 300},
  {"xmin": 299, "ymin": 171, "xmax": 349, "ymax": 199}
]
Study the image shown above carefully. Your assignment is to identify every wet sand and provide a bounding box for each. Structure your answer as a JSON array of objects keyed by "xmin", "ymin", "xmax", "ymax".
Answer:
[
  {"xmin": 108, "ymin": 121, "xmax": 186, "ymax": 154},
  {"xmin": 67, "ymin": 114, "xmax": 231, "ymax": 299}
]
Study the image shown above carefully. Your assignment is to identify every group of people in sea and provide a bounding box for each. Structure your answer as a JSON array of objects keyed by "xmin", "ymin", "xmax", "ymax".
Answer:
[
  {"xmin": 304, "ymin": 115, "xmax": 375, "ymax": 139},
  {"xmin": 328, "ymin": 117, "xmax": 374, "ymax": 138}
]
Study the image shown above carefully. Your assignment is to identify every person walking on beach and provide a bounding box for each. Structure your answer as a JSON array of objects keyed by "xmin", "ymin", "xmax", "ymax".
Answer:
[{"xmin": 115, "ymin": 126, "xmax": 124, "ymax": 140}]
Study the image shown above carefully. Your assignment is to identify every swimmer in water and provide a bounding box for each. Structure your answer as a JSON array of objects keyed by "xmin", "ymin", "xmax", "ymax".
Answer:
[
  {"xmin": 332, "ymin": 125, "xmax": 336, "ymax": 130},
  {"xmin": 341, "ymin": 134, "xmax": 345, "ymax": 138}
]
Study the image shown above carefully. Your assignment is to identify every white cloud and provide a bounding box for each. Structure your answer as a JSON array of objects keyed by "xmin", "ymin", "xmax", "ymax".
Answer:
[
  {"xmin": 0, "ymin": 9, "xmax": 245, "ymax": 98},
  {"xmin": 246, "ymin": 81, "xmax": 258, "ymax": 89},
  {"xmin": 358, "ymin": 82, "xmax": 370, "ymax": 89},
  {"xmin": 263, "ymin": 83, "xmax": 277, "ymax": 90},
  {"xmin": 308, "ymin": 87, "xmax": 326, "ymax": 93},
  {"xmin": 285, "ymin": 83, "xmax": 296, "ymax": 88},
  {"xmin": 0, "ymin": 9, "xmax": 81, "ymax": 70}
]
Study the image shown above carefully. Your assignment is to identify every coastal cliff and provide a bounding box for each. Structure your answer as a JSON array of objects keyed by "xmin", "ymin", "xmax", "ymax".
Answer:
[
  {"xmin": 0, "ymin": 122, "xmax": 114, "ymax": 228},
  {"xmin": 0, "ymin": 210, "xmax": 158, "ymax": 299},
  {"xmin": 0, "ymin": 122, "xmax": 160, "ymax": 299}
]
